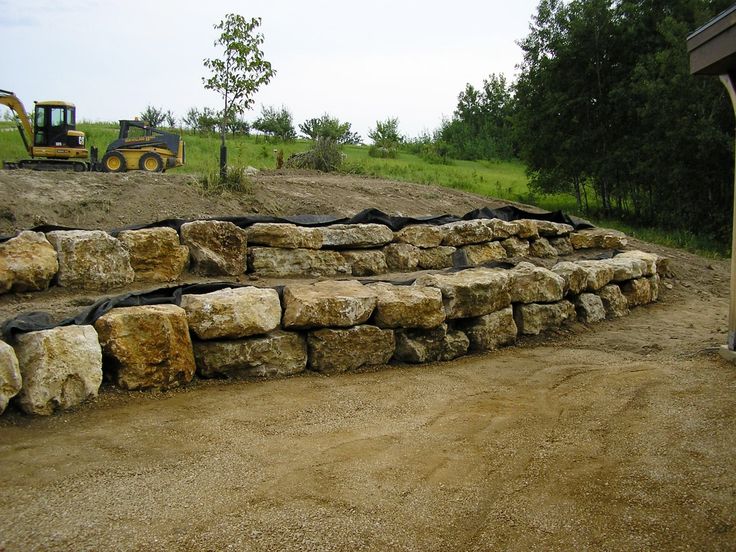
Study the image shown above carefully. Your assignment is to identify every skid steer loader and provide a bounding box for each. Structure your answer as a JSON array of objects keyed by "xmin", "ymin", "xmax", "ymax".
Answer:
[{"xmin": 100, "ymin": 120, "xmax": 185, "ymax": 173}]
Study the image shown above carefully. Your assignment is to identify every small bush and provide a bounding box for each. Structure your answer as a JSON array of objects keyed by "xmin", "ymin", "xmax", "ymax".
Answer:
[
  {"xmin": 286, "ymin": 138, "xmax": 342, "ymax": 172},
  {"xmin": 368, "ymin": 145, "xmax": 397, "ymax": 159},
  {"xmin": 198, "ymin": 166, "xmax": 251, "ymax": 194}
]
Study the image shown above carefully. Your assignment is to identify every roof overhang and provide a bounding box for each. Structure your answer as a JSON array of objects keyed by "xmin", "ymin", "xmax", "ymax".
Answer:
[{"xmin": 687, "ymin": 4, "xmax": 736, "ymax": 76}]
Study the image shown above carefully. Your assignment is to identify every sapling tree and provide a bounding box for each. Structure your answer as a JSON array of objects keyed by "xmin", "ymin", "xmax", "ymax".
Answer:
[{"xmin": 203, "ymin": 14, "xmax": 275, "ymax": 179}]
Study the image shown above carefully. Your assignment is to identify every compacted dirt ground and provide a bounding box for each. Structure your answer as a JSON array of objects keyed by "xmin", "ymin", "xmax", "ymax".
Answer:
[{"xmin": 0, "ymin": 171, "xmax": 734, "ymax": 551}]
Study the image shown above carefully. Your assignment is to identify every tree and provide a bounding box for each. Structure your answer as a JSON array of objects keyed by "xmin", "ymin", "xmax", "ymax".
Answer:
[
  {"xmin": 203, "ymin": 14, "xmax": 276, "ymax": 178},
  {"xmin": 299, "ymin": 114, "xmax": 361, "ymax": 144},
  {"xmin": 368, "ymin": 117, "xmax": 402, "ymax": 158},
  {"xmin": 139, "ymin": 105, "xmax": 167, "ymax": 127},
  {"xmin": 253, "ymin": 105, "xmax": 296, "ymax": 141}
]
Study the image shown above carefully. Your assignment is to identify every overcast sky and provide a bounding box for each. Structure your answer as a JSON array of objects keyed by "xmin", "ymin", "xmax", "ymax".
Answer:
[{"xmin": 1, "ymin": 0, "xmax": 539, "ymax": 140}]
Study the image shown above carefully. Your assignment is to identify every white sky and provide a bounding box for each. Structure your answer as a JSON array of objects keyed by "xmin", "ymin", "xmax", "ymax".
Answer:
[{"xmin": 1, "ymin": 0, "xmax": 539, "ymax": 140}]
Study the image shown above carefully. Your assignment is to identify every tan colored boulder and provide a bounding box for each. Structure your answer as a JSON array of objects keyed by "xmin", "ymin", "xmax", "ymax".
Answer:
[
  {"xmin": 603, "ymin": 256, "xmax": 647, "ymax": 282},
  {"xmin": 509, "ymin": 262, "xmax": 565, "ymax": 304},
  {"xmin": 370, "ymin": 283, "xmax": 445, "ymax": 329},
  {"xmin": 245, "ymin": 223, "xmax": 323, "ymax": 249},
  {"xmin": 418, "ymin": 246, "xmax": 456, "ymax": 270},
  {"xmin": 529, "ymin": 237, "xmax": 558, "ymax": 258},
  {"xmin": 0, "ymin": 340, "xmax": 22, "ymax": 414},
  {"xmin": 597, "ymin": 284, "xmax": 629, "ymax": 318},
  {"xmin": 456, "ymin": 307, "xmax": 517, "ymax": 351},
  {"xmin": 393, "ymin": 324, "xmax": 468, "ymax": 363},
  {"xmin": 621, "ymin": 278, "xmax": 654, "ymax": 307},
  {"xmin": 458, "ymin": 242, "xmax": 507, "ymax": 266},
  {"xmin": 180, "ymin": 286, "xmax": 281, "ymax": 340},
  {"xmin": 486, "ymin": 219, "xmax": 520, "ymax": 240},
  {"xmin": 249, "ymin": 247, "xmax": 351, "ymax": 278},
  {"xmin": 617, "ymin": 250, "xmax": 658, "ymax": 276},
  {"xmin": 513, "ymin": 300, "xmax": 576, "ymax": 335},
  {"xmin": 321, "ymin": 224, "xmax": 394, "ymax": 249},
  {"xmin": 570, "ymin": 228, "xmax": 628, "ymax": 249},
  {"xmin": 307, "ymin": 325, "xmax": 395, "ymax": 374},
  {"xmin": 46, "ymin": 230, "xmax": 134, "ymax": 290},
  {"xmin": 551, "ymin": 261, "xmax": 589, "ymax": 295},
  {"xmin": 282, "ymin": 280, "xmax": 377, "ymax": 329},
  {"xmin": 340, "ymin": 250, "xmax": 388, "ymax": 276},
  {"xmin": 0, "ymin": 231, "xmax": 58, "ymax": 294},
  {"xmin": 94, "ymin": 305, "xmax": 195, "ymax": 391},
  {"xmin": 536, "ymin": 221, "xmax": 574, "ymax": 237},
  {"xmin": 514, "ymin": 219, "xmax": 541, "ymax": 240},
  {"xmin": 394, "ymin": 225, "xmax": 445, "ymax": 248},
  {"xmin": 575, "ymin": 293, "xmax": 606, "ymax": 324},
  {"xmin": 180, "ymin": 220, "xmax": 248, "ymax": 276},
  {"xmin": 649, "ymin": 274, "xmax": 660, "ymax": 302},
  {"xmin": 384, "ymin": 243, "xmax": 420, "ymax": 271},
  {"xmin": 193, "ymin": 331, "xmax": 307, "ymax": 379},
  {"xmin": 13, "ymin": 325, "xmax": 102, "ymax": 416},
  {"xmin": 117, "ymin": 227, "xmax": 189, "ymax": 282},
  {"xmin": 550, "ymin": 236, "xmax": 574, "ymax": 256},
  {"xmin": 441, "ymin": 220, "xmax": 494, "ymax": 247},
  {"xmin": 414, "ymin": 267, "xmax": 512, "ymax": 319},
  {"xmin": 501, "ymin": 237, "xmax": 531, "ymax": 257},
  {"xmin": 576, "ymin": 260, "xmax": 615, "ymax": 291}
]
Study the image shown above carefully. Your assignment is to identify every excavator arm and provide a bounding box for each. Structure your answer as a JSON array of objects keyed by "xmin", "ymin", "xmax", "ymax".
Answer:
[{"xmin": 0, "ymin": 89, "xmax": 33, "ymax": 155}]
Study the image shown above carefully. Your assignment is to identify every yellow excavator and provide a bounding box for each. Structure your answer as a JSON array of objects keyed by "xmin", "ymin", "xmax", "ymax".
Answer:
[{"xmin": 0, "ymin": 89, "xmax": 185, "ymax": 172}]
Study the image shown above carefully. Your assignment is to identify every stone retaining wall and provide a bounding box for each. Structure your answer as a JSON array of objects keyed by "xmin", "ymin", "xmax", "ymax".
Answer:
[{"xmin": 0, "ymin": 249, "xmax": 663, "ymax": 416}]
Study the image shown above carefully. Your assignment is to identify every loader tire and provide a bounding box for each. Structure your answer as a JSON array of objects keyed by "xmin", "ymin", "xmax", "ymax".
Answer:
[
  {"xmin": 101, "ymin": 151, "xmax": 127, "ymax": 173},
  {"xmin": 139, "ymin": 152, "xmax": 164, "ymax": 173}
]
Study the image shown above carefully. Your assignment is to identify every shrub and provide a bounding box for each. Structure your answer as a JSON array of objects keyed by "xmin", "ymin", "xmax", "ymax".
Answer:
[
  {"xmin": 286, "ymin": 137, "xmax": 342, "ymax": 172},
  {"xmin": 253, "ymin": 105, "xmax": 296, "ymax": 142},
  {"xmin": 198, "ymin": 165, "xmax": 251, "ymax": 193}
]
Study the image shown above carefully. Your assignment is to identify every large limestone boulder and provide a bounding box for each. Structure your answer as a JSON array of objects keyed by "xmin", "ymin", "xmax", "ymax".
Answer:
[
  {"xmin": 621, "ymin": 278, "xmax": 654, "ymax": 307},
  {"xmin": 370, "ymin": 283, "xmax": 445, "ymax": 329},
  {"xmin": 307, "ymin": 325, "xmax": 395, "ymax": 374},
  {"xmin": 570, "ymin": 228, "xmax": 628, "ymax": 250},
  {"xmin": 180, "ymin": 220, "xmax": 248, "ymax": 276},
  {"xmin": 0, "ymin": 340, "xmax": 21, "ymax": 414},
  {"xmin": 384, "ymin": 243, "xmax": 421, "ymax": 272},
  {"xmin": 513, "ymin": 301, "xmax": 576, "ymax": 335},
  {"xmin": 393, "ymin": 324, "xmax": 468, "ymax": 363},
  {"xmin": 180, "ymin": 286, "xmax": 281, "ymax": 340},
  {"xmin": 486, "ymin": 219, "xmax": 520, "ymax": 240},
  {"xmin": 340, "ymin": 250, "xmax": 388, "ymax": 276},
  {"xmin": 94, "ymin": 305, "xmax": 195, "ymax": 391},
  {"xmin": 282, "ymin": 280, "xmax": 377, "ymax": 329},
  {"xmin": 0, "ymin": 231, "xmax": 58, "ymax": 294},
  {"xmin": 597, "ymin": 284, "xmax": 629, "ymax": 318},
  {"xmin": 249, "ymin": 247, "xmax": 351, "ymax": 278},
  {"xmin": 394, "ymin": 225, "xmax": 445, "ymax": 248},
  {"xmin": 321, "ymin": 224, "xmax": 394, "ymax": 249},
  {"xmin": 603, "ymin": 256, "xmax": 647, "ymax": 282},
  {"xmin": 441, "ymin": 220, "xmax": 494, "ymax": 247},
  {"xmin": 551, "ymin": 261, "xmax": 588, "ymax": 295},
  {"xmin": 514, "ymin": 220, "xmax": 541, "ymax": 240},
  {"xmin": 456, "ymin": 307, "xmax": 517, "ymax": 351},
  {"xmin": 617, "ymin": 250, "xmax": 658, "ymax": 276},
  {"xmin": 13, "ymin": 325, "xmax": 102, "ymax": 415},
  {"xmin": 536, "ymin": 221, "xmax": 574, "ymax": 237},
  {"xmin": 46, "ymin": 230, "xmax": 134, "ymax": 290},
  {"xmin": 193, "ymin": 331, "xmax": 307, "ymax": 379},
  {"xmin": 245, "ymin": 223, "xmax": 323, "ymax": 250},
  {"xmin": 576, "ymin": 260, "xmax": 615, "ymax": 291},
  {"xmin": 509, "ymin": 262, "xmax": 565, "ymax": 304},
  {"xmin": 649, "ymin": 274, "xmax": 660, "ymax": 302},
  {"xmin": 117, "ymin": 227, "xmax": 189, "ymax": 282},
  {"xmin": 417, "ymin": 246, "xmax": 456, "ymax": 270},
  {"xmin": 529, "ymin": 238, "xmax": 558, "ymax": 258},
  {"xmin": 550, "ymin": 236, "xmax": 574, "ymax": 256},
  {"xmin": 500, "ymin": 237, "xmax": 531, "ymax": 257},
  {"xmin": 414, "ymin": 267, "xmax": 512, "ymax": 319},
  {"xmin": 575, "ymin": 293, "xmax": 606, "ymax": 324},
  {"xmin": 457, "ymin": 242, "xmax": 507, "ymax": 266}
]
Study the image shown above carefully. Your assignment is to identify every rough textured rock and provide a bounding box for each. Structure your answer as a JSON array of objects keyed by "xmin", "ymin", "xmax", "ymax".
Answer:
[
  {"xmin": 457, "ymin": 242, "xmax": 507, "ymax": 266},
  {"xmin": 570, "ymin": 228, "xmax": 628, "ymax": 249},
  {"xmin": 551, "ymin": 261, "xmax": 589, "ymax": 295},
  {"xmin": 529, "ymin": 237, "xmax": 558, "ymax": 258},
  {"xmin": 117, "ymin": 227, "xmax": 189, "ymax": 282},
  {"xmin": 576, "ymin": 260, "xmax": 615, "ymax": 291},
  {"xmin": 0, "ymin": 231, "xmax": 58, "ymax": 294},
  {"xmin": 617, "ymin": 250, "xmax": 658, "ymax": 276},
  {"xmin": 245, "ymin": 223, "xmax": 322, "ymax": 250},
  {"xmin": 46, "ymin": 230, "xmax": 134, "ymax": 290},
  {"xmin": 394, "ymin": 324, "xmax": 468, "ymax": 363},
  {"xmin": 621, "ymin": 278, "xmax": 654, "ymax": 307},
  {"xmin": 509, "ymin": 262, "xmax": 565, "ymax": 304},
  {"xmin": 370, "ymin": 283, "xmax": 445, "ymax": 329},
  {"xmin": 180, "ymin": 220, "xmax": 248, "ymax": 276},
  {"xmin": 249, "ymin": 247, "xmax": 351, "ymax": 278},
  {"xmin": 486, "ymin": 219, "xmax": 520, "ymax": 240},
  {"xmin": 603, "ymin": 256, "xmax": 647, "ymax": 282},
  {"xmin": 575, "ymin": 293, "xmax": 606, "ymax": 324},
  {"xmin": 456, "ymin": 307, "xmax": 517, "ymax": 351},
  {"xmin": 500, "ymin": 237, "xmax": 531, "ymax": 257},
  {"xmin": 550, "ymin": 236, "xmax": 574, "ymax": 256},
  {"xmin": 394, "ymin": 225, "xmax": 445, "ymax": 248},
  {"xmin": 649, "ymin": 274, "xmax": 660, "ymax": 302},
  {"xmin": 441, "ymin": 220, "xmax": 494, "ymax": 246},
  {"xmin": 598, "ymin": 284, "xmax": 630, "ymax": 318},
  {"xmin": 94, "ymin": 305, "xmax": 195, "ymax": 391},
  {"xmin": 536, "ymin": 221, "xmax": 574, "ymax": 237},
  {"xmin": 181, "ymin": 287, "xmax": 282, "ymax": 340},
  {"xmin": 283, "ymin": 280, "xmax": 377, "ymax": 329},
  {"xmin": 321, "ymin": 224, "xmax": 394, "ymax": 249},
  {"xmin": 384, "ymin": 243, "xmax": 420, "ymax": 272},
  {"xmin": 193, "ymin": 331, "xmax": 307, "ymax": 379},
  {"xmin": 307, "ymin": 325, "xmax": 395, "ymax": 374},
  {"xmin": 417, "ymin": 246, "xmax": 456, "ymax": 270},
  {"xmin": 0, "ymin": 340, "xmax": 21, "ymax": 414},
  {"xmin": 13, "ymin": 325, "xmax": 102, "ymax": 415},
  {"xmin": 340, "ymin": 250, "xmax": 388, "ymax": 276},
  {"xmin": 513, "ymin": 301, "xmax": 576, "ymax": 335},
  {"xmin": 415, "ymin": 268, "xmax": 511, "ymax": 319},
  {"xmin": 514, "ymin": 219, "xmax": 541, "ymax": 240}
]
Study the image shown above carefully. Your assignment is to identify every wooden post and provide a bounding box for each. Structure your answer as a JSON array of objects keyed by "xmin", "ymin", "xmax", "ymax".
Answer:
[{"xmin": 721, "ymin": 72, "xmax": 736, "ymax": 356}]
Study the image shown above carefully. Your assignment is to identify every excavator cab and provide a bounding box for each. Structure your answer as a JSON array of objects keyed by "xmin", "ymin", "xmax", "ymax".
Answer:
[{"xmin": 33, "ymin": 102, "xmax": 83, "ymax": 149}]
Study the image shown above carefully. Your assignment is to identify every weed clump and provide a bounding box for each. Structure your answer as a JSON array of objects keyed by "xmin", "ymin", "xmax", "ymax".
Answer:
[
  {"xmin": 286, "ymin": 137, "xmax": 342, "ymax": 172},
  {"xmin": 198, "ymin": 166, "xmax": 252, "ymax": 194}
]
